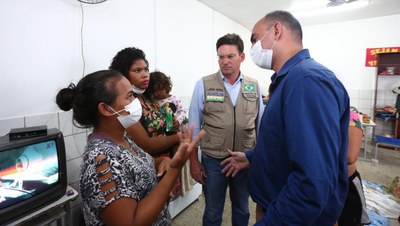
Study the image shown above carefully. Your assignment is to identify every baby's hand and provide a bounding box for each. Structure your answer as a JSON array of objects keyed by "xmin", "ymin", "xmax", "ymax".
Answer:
[{"xmin": 173, "ymin": 119, "xmax": 180, "ymax": 131}]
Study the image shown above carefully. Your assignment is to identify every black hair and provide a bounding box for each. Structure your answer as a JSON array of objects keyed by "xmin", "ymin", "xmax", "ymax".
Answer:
[
  {"xmin": 264, "ymin": 10, "xmax": 303, "ymax": 43},
  {"xmin": 56, "ymin": 70, "xmax": 123, "ymax": 128},
  {"xmin": 109, "ymin": 47, "xmax": 149, "ymax": 78},
  {"xmin": 216, "ymin": 33, "xmax": 244, "ymax": 54}
]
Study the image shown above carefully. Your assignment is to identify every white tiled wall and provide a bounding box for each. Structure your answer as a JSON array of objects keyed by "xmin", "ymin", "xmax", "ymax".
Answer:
[
  {"xmin": 0, "ymin": 117, "xmax": 25, "ymax": 136},
  {"xmin": 58, "ymin": 111, "xmax": 87, "ymax": 137},
  {"xmin": 25, "ymin": 113, "xmax": 59, "ymax": 130},
  {"xmin": 348, "ymin": 89, "xmax": 374, "ymax": 117},
  {"xmin": 349, "ymin": 88, "xmax": 398, "ymax": 140}
]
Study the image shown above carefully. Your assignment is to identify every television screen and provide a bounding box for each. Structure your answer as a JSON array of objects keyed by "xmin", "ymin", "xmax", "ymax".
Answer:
[
  {"xmin": 0, "ymin": 128, "xmax": 67, "ymax": 225},
  {"xmin": 0, "ymin": 140, "xmax": 59, "ymax": 209}
]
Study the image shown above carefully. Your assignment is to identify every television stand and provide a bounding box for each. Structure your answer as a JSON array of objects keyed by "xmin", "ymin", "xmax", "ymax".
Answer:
[{"xmin": 7, "ymin": 185, "xmax": 78, "ymax": 226}]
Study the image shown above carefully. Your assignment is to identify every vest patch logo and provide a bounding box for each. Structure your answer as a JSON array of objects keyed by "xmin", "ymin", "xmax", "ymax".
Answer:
[
  {"xmin": 243, "ymin": 84, "xmax": 256, "ymax": 93},
  {"xmin": 206, "ymin": 89, "xmax": 225, "ymax": 102}
]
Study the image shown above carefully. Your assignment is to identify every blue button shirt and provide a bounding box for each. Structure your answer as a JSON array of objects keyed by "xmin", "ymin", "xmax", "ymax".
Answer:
[{"xmin": 246, "ymin": 49, "xmax": 350, "ymax": 225}]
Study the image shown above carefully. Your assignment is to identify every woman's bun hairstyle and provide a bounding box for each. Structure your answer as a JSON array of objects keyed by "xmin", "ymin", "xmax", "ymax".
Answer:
[{"xmin": 56, "ymin": 83, "xmax": 76, "ymax": 111}]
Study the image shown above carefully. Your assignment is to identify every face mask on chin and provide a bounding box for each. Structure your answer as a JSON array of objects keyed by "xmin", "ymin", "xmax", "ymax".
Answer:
[
  {"xmin": 250, "ymin": 27, "xmax": 277, "ymax": 70},
  {"xmin": 108, "ymin": 98, "xmax": 143, "ymax": 128},
  {"xmin": 132, "ymin": 84, "xmax": 146, "ymax": 94}
]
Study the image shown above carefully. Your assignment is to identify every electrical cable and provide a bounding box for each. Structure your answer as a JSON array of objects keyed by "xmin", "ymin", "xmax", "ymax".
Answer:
[{"xmin": 80, "ymin": 2, "xmax": 86, "ymax": 78}]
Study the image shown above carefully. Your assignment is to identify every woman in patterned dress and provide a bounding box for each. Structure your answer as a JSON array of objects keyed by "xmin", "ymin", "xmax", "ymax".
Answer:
[
  {"xmin": 109, "ymin": 47, "xmax": 181, "ymax": 157},
  {"xmin": 56, "ymin": 70, "xmax": 204, "ymax": 225}
]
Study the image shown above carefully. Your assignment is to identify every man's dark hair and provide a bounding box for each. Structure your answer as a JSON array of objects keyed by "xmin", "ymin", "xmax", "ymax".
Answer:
[{"xmin": 216, "ymin": 33, "xmax": 244, "ymax": 54}]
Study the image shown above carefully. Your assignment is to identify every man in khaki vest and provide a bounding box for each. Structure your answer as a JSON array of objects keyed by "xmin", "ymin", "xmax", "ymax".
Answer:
[{"xmin": 189, "ymin": 33, "xmax": 264, "ymax": 226}]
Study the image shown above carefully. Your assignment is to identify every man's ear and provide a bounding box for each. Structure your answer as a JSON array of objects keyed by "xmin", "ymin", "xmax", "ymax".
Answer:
[
  {"xmin": 98, "ymin": 102, "xmax": 114, "ymax": 116},
  {"xmin": 240, "ymin": 52, "xmax": 245, "ymax": 62},
  {"xmin": 273, "ymin": 22, "xmax": 283, "ymax": 39}
]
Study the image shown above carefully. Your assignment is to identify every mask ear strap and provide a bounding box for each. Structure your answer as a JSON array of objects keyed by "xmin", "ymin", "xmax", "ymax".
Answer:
[
  {"xmin": 259, "ymin": 31, "xmax": 269, "ymax": 42},
  {"xmin": 271, "ymin": 40, "xmax": 277, "ymax": 50},
  {"xmin": 98, "ymin": 103, "xmax": 118, "ymax": 116}
]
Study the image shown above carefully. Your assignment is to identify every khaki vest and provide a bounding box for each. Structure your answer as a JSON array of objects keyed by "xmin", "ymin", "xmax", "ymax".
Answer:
[{"xmin": 200, "ymin": 72, "xmax": 259, "ymax": 159}]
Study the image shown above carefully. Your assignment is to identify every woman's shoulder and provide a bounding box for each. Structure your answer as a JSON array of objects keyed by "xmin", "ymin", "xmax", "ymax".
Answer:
[
  {"xmin": 125, "ymin": 134, "xmax": 146, "ymax": 154},
  {"xmin": 83, "ymin": 138, "xmax": 120, "ymax": 162},
  {"xmin": 86, "ymin": 137, "xmax": 116, "ymax": 152}
]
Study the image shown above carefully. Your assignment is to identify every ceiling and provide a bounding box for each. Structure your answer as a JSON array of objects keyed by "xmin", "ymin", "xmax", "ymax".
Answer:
[{"xmin": 197, "ymin": 0, "xmax": 400, "ymax": 30}]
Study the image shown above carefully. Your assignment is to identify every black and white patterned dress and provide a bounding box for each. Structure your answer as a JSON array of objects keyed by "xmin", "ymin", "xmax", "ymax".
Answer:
[{"xmin": 80, "ymin": 134, "xmax": 171, "ymax": 226}]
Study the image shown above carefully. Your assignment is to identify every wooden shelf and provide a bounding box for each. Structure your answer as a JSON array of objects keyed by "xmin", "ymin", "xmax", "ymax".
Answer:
[{"xmin": 373, "ymin": 52, "xmax": 400, "ymax": 139}]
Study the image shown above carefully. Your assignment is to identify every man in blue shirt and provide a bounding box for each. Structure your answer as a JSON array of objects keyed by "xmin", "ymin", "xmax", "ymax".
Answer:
[
  {"xmin": 221, "ymin": 11, "xmax": 350, "ymax": 225},
  {"xmin": 189, "ymin": 33, "xmax": 264, "ymax": 226}
]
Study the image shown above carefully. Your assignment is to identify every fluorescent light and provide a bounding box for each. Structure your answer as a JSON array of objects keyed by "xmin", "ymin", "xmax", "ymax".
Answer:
[{"xmin": 290, "ymin": 0, "xmax": 370, "ymax": 19}]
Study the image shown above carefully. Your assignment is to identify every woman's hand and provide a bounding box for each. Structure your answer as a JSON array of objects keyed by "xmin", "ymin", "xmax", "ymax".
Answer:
[
  {"xmin": 170, "ymin": 124, "xmax": 205, "ymax": 169},
  {"xmin": 154, "ymin": 157, "xmax": 171, "ymax": 179}
]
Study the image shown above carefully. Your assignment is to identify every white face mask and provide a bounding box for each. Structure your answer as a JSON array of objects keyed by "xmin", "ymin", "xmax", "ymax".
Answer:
[
  {"xmin": 132, "ymin": 84, "xmax": 146, "ymax": 94},
  {"xmin": 250, "ymin": 27, "xmax": 277, "ymax": 70},
  {"xmin": 109, "ymin": 98, "xmax": 142, "ymax": 128}
]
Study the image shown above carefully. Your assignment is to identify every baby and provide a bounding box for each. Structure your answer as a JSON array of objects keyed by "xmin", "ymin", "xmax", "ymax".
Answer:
[
  {"xmin": 145, "ymin": 71, "xmax": 190, "ymax": 198},
  {"xmin": 147, "ymin": 71, "xmax": 188, "ymax": 131}
]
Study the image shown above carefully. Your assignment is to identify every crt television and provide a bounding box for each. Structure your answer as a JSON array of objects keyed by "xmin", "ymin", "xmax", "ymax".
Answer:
[{"xmin": 0, "ymin": 128, "xmax": 67, "ymax": 225}]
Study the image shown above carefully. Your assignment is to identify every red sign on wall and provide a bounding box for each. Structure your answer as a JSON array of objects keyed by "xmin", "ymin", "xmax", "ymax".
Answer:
[{"xmin": 366, "ymin": 47, "xmax": 400, "ymax": 67}]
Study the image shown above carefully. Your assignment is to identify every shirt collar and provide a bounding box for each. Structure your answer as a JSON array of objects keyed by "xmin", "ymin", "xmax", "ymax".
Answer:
[
  {"xmin": 220, "ymin": 71, "xmax": 243, "ymax": 86},
  {"xmin": 269, "ymin": 49, "xmax": 311, "ymax": 95},
  {"xmin": 271, "ymin": 49, "xmax": 311, "ymax": 85}
]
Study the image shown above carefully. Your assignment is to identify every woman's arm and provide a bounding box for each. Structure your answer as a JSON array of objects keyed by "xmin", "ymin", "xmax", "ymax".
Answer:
[
  {"xmin": 101, "ymin": 126, "xmax": 205, "ymax": 226},
  {"xmin": 95, "ymin": 153, "xmax": 173, "ymax": 226},
  {"xmin": 100, "ymin": 169, "xmax": 181, "ymax": 226},
  {"xmin": 126, "ymin": 122, "xmax": 180, "ymax": 154},
  {"xmin": 348, "ymin": 126, "xmax": 363, "ymax": 165},
  {"xmin": 132, "ymin": 126, "xmax": 205, "ymax": 225}
]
